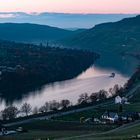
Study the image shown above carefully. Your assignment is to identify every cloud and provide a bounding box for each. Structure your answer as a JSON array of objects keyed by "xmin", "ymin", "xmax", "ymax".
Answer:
[{"xmin": 0, "ymin": 13, "xmax": 16, "ymax": 18}]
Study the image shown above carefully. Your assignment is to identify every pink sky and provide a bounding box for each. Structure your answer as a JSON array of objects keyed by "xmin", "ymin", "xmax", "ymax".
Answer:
[{"xmin": 0, "ymin": 0, "xmax": 140, "ymax": 13}]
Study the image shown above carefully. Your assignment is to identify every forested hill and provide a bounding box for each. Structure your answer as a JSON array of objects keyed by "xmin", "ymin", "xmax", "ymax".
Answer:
[
  {"xmin": 63, "ymin": 15, "xmax": 140, "ymax": 54},
  {"xmin": 0, "ymin": 40, "xmax": 98, "ymax": 101},
  {"xmin": 62, "ymin": 15, "xmax": 140, "ymax": 75},
  {"xmin": 0, "ymin": 23, "xmax": 80, "ymax": 43}
]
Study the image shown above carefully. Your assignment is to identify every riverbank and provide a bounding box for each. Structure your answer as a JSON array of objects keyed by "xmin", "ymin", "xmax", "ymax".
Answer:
[{"xmin": 0, "ymin": 40, "xmax": 99, "ymax": 104}]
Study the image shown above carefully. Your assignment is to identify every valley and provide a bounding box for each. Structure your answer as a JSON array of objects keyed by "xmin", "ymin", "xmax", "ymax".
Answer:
[
  {"xmin": 0, "ymin": 40, "xmax": 98, "ymax": 104},
  {"xmin": 62, "ymin": 15, "xmax": 140, "ymax": 75},
  {"xmin": 0, "ymin": 13, "xmax": 140, "ymax": 140}
]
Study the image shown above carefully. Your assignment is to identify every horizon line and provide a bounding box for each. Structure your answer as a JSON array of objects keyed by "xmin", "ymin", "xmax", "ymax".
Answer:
[{"xmin": 0, "ymin": 11, "xmax": 139, "ymax": 15}]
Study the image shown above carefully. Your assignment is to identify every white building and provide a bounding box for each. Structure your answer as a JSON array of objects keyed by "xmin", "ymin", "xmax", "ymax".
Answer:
[
  {"xmin": 115, "ymin": 96, "xmax": 129, "ymax": 104},
  {"xmin": 115, "ymin": 96, "xmax": 122, "ymax": 104},
  {"xmin": 102, "ymin": 111, "xmax": 119, "ymax": 123}
]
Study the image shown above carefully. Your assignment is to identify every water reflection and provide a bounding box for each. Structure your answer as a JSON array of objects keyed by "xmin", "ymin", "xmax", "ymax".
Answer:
[{"xmin": 1, "ymin": 66, "xmax": 128, "ymax": 110}]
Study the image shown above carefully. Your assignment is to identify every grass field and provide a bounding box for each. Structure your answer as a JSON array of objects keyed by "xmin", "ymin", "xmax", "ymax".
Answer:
[
  {"xmin": 67, "ymin": 121, "xmax": 140, "ymax": 140},
  {"xmin": 56, "ymin": 108, "xmax": 104, "ymax": 121},
  {"xmin": 55, "ymin": 102, "xmax": 140, "ymax": 122},
  {"xmin": 0, "ymin": 130, "xmax": 92, "ymax": 140},
  {"xmin": 0, "ymin": 120, "xmax": 117, "ymax": 140},
  {"xmin": 1, "ymin": 120, "xmax": 138, "ymax": 140}
]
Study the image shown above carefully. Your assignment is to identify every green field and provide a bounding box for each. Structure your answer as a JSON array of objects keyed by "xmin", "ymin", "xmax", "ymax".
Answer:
[
  {"xmin": 0, "ymin": 120, "xmax": 117, "ymax": 140},
  {"xmin": 1, "ymin": 120, "xmax": 139, "ymax": 140},
  {"xmin": 55, "ymin": 102, "xmax": 140, "ymax": 122},
  {"xmin": 56, "ymin": 108, "xmax": 104, "ymax": 121},
  {"xmin": 67, "ymin": 121, "xmax": 140, "ymax": 140},
  {"xmin": 0, "ymin": 130, "xmax": 92, "ymax": 140}
]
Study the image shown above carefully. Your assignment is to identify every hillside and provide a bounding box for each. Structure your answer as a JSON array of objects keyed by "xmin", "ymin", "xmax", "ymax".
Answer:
[
  {"xmin": 63, "ymin": 15, "xmax": 140, "ymax": 75},
  {"xmin": 66, "ymin": 121, "xmax": 140, "ymax": 140},
  {"xmin": 0, "ymin": 40, "xmax": 98, "ymax": 102},
  {"xmin": 0, "ymin": 23, "xmax": 78, "ymax": 43},
  {"xmin": 64, "ymin": 15, "xmax": 140, "ymax": 52},
  {"xmin": 0, "ymin": 13, "xmax": 136, "ymax": 28}
]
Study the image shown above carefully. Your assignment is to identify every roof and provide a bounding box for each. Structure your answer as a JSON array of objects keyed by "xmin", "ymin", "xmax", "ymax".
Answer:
[{"xmin": 102, "ymin": 111, "xmax": 118, "ymax": 118}]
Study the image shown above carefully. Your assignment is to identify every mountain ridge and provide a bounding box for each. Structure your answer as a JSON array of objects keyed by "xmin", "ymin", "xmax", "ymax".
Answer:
[
  {"xmin": 0, "ymin": 23, "xmax": 78, "ymax": 43},
  {"xmin": 62, "ymin": 15, "xmax": 140, "ymax": 75},
  {"xmin": 63, "ymin": 15, "xmax": 140, "ymax": 52},
  {"xmin": 0, "ymin": 12, "xmax": 137, "ymax": 28}
]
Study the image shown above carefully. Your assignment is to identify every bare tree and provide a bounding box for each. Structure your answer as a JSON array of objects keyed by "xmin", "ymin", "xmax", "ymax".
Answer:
[
  {"xmin": 39, "ymin": 106, "xmax": 46, "ymax": 113},
  {"xmin": 109, "ymin": 84, "xmax": 121, "ymax": 96},
  {"xmin": 21, "ymin": 103, "xmax": 32, "ymax": 116},
  {"xmin": 60, "ymin": 99, "xmax": 70, "ymax": 108},
  {"xmin": 44, "ymin": 102, "xmax": 49, "ymax": 112},
  {"xmin": 78, "ymin": 93, "xmax": 89, "ymax": 104},
  {"xmin": 32, "ymin": 107, "xmax": 38, "ymax": 115},
  {"xmin": 49, "ymin": 100, "xmax": 60, "ymax": 111},
  {"xmin": 1, "ymin": 106, "xmax": 19, "ymax": 120},
  {"xmin": 89, "ymin": 93, "xmax": 98, "ymax": 103},
  {"xmin": 39, "ymin": 102, "xmax": 49, "ymax": 113},
  {"xmin": 98, "ymin": 90, "xmax": 108, "ymax": 100}
]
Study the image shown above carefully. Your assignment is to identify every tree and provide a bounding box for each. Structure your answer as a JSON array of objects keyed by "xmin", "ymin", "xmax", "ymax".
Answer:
[
  {"xmin": 21, "ymin": 103, "xmax": 32, "ymax": 116},
  {"xmin": 78, "ymin": 93, "xmax": 89, "ymax": 104},
  {"xmin": 109, "ymin": 84, "xmax": 120, "ymax": 96},
  {"xmin": 60, "ymin": 99, "xmax": 70, "ymax": 108},
  {"xmin": 39, "ymin": 102, "xmax": 49, "ymax": 113},
  {"xmin": 1, "ymin": 106, "xmax": 19, "ymax": 120},
  {"xmin": 43, "ymin": 102, "xmax": 49, "ymax": 112},
  {"xmin": 32, "ymin": 107, "xmax": 38, "ymax": 115},
  {"xmin": 89, "ymin": 93, "xmax": 98, "ymax": 103},
  {"xmin": 39, "ymin": 106, "xmax": 46, "ymax": 113},
  {"xmin": 98, "ymin": 90, "xmax": 108, "ymax": 101},
  {"xmin": 49, "ymin": 100, "xmax": 60, "ymax": 111}
]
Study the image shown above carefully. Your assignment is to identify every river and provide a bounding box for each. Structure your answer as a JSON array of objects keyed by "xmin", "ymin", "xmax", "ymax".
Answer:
[{"xmin": 0, "ymin": 65, "xmax": 129, "ymax": 110}]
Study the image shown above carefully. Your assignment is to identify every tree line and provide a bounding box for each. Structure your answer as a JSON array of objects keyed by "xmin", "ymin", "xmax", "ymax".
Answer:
[{"xmin": 0, "ymin": 84, "xmax": 123, "ymax": 121}]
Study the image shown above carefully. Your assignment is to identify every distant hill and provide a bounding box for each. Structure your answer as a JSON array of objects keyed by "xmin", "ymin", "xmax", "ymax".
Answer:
[
  {"xmin": 0, "ymin": 23, "xmax": 78, "ymax": 43},
  {"xmin": 0, "ymin": 12, "xmax": 136, "ymax": 28},
  {"xmin": 63, "ymin": 15, "xmax": 140, "ymax": 75},
  {"xmin": 64, "ymin": 15, "xmax": 140, "ymax": 53}
]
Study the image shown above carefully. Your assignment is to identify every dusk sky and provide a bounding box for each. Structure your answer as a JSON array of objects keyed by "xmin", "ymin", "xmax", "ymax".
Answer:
[{"xmin": 0, "ymin": 0, "xmax": 140, "ymax": 14}]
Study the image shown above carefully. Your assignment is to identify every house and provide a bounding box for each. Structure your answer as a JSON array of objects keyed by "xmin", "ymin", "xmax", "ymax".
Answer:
[
  {"xmin": 101, "ymin": 111, "xmax": 119, "ymax": 123},
  {"xmin": 115, "ymin": 96, "xmax": 129, "ymax": 104},
  {"xmin": 115, "ymin": 96, "xmax": 122, "ymax": 104}
]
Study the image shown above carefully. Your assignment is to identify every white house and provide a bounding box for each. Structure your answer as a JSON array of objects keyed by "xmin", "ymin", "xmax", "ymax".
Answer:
[
  {"xmin": 115, "ymin": 96, "xmax": 122, "ymax": 104},
  {"xmin": 115, "ymin": 96, "xmax": 129, "ymax": 104},
  {"xmin": 102, "ymin": 111, "xmax": 119, "ymax": 123}
]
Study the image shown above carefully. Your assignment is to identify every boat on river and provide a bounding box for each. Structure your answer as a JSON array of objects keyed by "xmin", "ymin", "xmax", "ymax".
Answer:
[{"xmin": 109, "ymin": 73, "xmax": 115, "ymax": 78}]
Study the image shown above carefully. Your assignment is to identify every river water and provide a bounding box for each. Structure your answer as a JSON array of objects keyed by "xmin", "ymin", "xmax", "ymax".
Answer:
[{"xmin": 0, "ymin": 65, "xmax": 128, "ymax": 110}]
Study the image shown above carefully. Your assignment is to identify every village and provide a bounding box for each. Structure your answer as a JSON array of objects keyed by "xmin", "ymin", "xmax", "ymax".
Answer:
[{"xmin": 80, "ymin": 95, "xmax": 140, "ymax": 125}]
